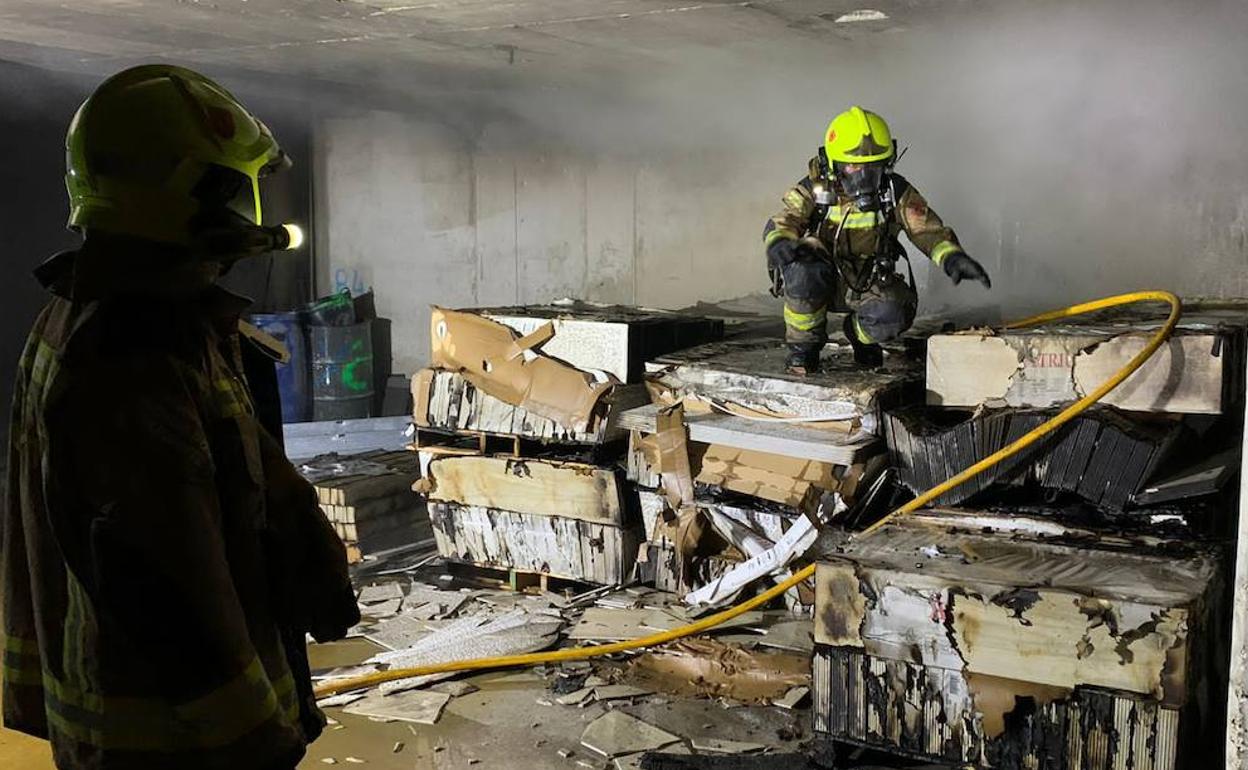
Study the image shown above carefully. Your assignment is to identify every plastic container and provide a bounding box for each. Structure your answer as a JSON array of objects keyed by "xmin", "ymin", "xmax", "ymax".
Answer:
[
  {"xmin": 301, "ymin": 288, "xmax": 356, "ymax": 327},
  {"xmin": 247, "ymin": 312, "xmax": 309, "ymax": 423},
  {"xmin": 309, "ymin": 321, "xmax": 374, "ymax": 420}
]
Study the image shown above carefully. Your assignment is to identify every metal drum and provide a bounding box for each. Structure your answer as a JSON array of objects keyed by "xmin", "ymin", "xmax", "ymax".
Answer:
[
  {"xmin": 309, "ymin": 321, "xmax": 374, "ymax": 420},
  {"xmin": 246, "ymin": 312, "xmax": 309, "ymax": 423}
]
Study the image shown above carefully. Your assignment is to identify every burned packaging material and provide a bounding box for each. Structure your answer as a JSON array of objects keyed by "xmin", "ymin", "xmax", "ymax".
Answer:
[
  {"xmin": 644, "ymin": 337, "xmax": 923, "ymax": 431},
  {"xmin": 417, "ymin": 451, "xmax": 637, "ymax": 585},
  {"xmin": 625, "ymin": 637, "xmax": 810, "ymax": 703},
  {"xmin": 428, "ymin": 501, "xmax": 639, "ymax": 585},
  {"xmin": 883, "ymin": 405, "xmax": 1185, "ymax": 509},
  {"xmin": 474, "ymin": 301, "xmax": 724, "ymax": 384},
  {"xmin": 301, "ymin": 450, "xmax": 428, "ymax": 563},
  {"xmin": 925, "ymin": 317, "xmax": 1244, "ymax": 415},
  {"xmin": 430, "ymin": 306, "xmax": 614, "ymax": 433},
  {"xmin": 413, "ymin": 367, "xmax": 649, "ymax": 445},
  {"xmin": 809, "ymin": 508, "xmax": 1222, "ymax": 769}
]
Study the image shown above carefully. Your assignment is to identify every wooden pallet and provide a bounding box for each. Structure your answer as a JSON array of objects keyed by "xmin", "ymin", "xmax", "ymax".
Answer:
[
  {"xmin": 413, "ymin": 425, "xmax": 530, "ymax": 458},
  {"xmin": 413, "ymin": 426, "xmax": 605, "ymax": 465},
  {"xmin": 437, "ymin": 559, "xmax": 600, "ymax": 596}
]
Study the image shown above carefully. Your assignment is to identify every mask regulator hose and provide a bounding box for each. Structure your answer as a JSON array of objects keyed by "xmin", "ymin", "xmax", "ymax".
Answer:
[{"xmin": 314, "ymin": 290, "xmax": 1182, "ymax": 698}]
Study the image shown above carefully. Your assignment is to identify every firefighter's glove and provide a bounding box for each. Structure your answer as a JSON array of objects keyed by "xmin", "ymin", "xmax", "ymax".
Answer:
[
  {"xmin": 767, "ymin": 239, "xmax": 802, "ymax": 271},
  {"xmin": 942, "ymin": 252, "xmax": 992, "ymax": 289}
]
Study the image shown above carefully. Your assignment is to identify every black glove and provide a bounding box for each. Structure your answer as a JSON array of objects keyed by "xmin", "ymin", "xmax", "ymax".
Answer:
[
  {"xmin": 766, "ymin": 238, "xmax": 802, "ymax": 270},
  {"xmin": 942, "ymin": 252, "xmax": 992, "ymax": 289}
]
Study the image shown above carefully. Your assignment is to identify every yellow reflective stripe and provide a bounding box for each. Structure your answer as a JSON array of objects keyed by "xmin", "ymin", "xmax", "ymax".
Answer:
[
  {"xmin": 929, "ymin": 240, "xmax": 962, "ymax": 266},
  {"xmin": 826, "ymin": 206, "xmax": 878, "ymax": 229},
  {"xmin": 173, "ymin": 655, "xmax": 283, "ymax": 743},
  {"xmin": 1, "ymin": 662, "xmax": 43, "ymax": 687},
  {"xmin": 3, "ymin": 633, "xmax": 40, "ymax": 655},
  {"xmin": 2, "ymin": 638, "xmax": 42, "ymax": 688},
  {"xmin": 784, "ymin": 305, "xmax": 827, "ymax": 332},
  {"xmin": 765, "ymin": 227, "xmax": 798, "ymax": 246},
  {"xmin": 38, "ymin": 654, "xmax": 288, "ymax": 751},
  {"xmin": 853, "ymin": 316, "xmax": 875, "ymax": 344},
  {"xmin": 63, "ymin": 571, "xmax": 96, "ymax": 695},
  {"xmin": 28, "ymin": 340, "xmax": 59, "ymax": 393},
  {"xmin": 2, "ymin": 633, "xmax": 42, "ymax": 686},
  {"xmin": 23, "ymin": 339, "xmax": 63, "ymax": 433},
  {"xmin": 273, "ymin": 669, "xmax": 299, "ymax": 723},
  {"xmin": 213, "ymin": 377, "xmax": 253, "ymax": 418}
]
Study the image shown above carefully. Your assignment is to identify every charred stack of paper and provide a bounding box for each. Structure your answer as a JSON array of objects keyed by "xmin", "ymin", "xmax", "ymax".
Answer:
[
  {"xmin": 410, "ymin": 302, "xmax": 723, "ymax": 586},
  {"xmin": 303, "ymin": 450, "xmax": 428, "ymax": 564},
  {"xmin": 812, "ymin": 510, "xmax": 1224, "ymax": 770},
  {"xmin": 620, "ymin": 337, "xmax": 918, "ymax": 605},
  {"xmin": 810, "ymin": 303, "xmax": 1247, "ymax": 769}
]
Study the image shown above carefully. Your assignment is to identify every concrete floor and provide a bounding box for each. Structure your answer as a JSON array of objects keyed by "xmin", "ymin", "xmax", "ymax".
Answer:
[
  {"xmin": 301, "ymin": 637, "xmax": 809, "ymax": 769},
  {"xmin": 0, "ymin": 639, "xmax": 808, "ymax": 770},
  {"xmin": 0, "ymin": 708, "xmax": 54, "ymax": 770}
]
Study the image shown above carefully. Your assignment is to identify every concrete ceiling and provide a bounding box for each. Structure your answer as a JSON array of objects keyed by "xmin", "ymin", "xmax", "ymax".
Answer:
[{"xmin": 0, "ymin": 0, "xmax": 960, "ymax": 97}]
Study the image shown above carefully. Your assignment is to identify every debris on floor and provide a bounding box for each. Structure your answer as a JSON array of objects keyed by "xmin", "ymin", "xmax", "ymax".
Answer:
[
  {"xmin": 688, "ymin": 736, "xmax": 766, "ymax": 754},
  {"xmin": 636, "ymin": 754, "xmax": 819, "ymax": 770},
  {"xmin": 625, "ymin": 637, "xmax": 810, "ymax": 703},
  {"xmin": 581, "ymin": 710, "xmax": 683, "ymax": 758},
  {"xmin": 342, "ymin": 689, "xmax": 451, "ymax": 725}
]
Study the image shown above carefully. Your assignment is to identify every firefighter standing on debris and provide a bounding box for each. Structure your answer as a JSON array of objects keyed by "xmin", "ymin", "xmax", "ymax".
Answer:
[
  {"xmin": 1, "ymin": 65, "xmax": 358, "ymax": 770},
  {"xmin": 764, "ymin": 106, "xmax": 991, "ymax": 374}
]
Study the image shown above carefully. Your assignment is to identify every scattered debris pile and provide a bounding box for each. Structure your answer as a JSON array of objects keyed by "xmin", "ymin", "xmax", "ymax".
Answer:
[
  {"xmin": 621, "ymin": 338, "xmax": 909, "ymax": 604},
  {"xmin": 310, "ymin": 573, "xmax": 814, "ymax": 766}
]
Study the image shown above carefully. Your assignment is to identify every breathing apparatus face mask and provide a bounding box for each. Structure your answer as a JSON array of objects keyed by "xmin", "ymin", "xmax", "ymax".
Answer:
[{"xmin": 834, "ymin": 161, "xmax": 887, "ymax": 212}]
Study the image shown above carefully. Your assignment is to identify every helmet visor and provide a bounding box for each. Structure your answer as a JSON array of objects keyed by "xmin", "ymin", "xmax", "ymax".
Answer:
[
  {"xmin": 834, "ymin": 161, "xmax": 886, "ymax": 204},
  {"xmin": 193, "ymin": 164, "xmax": 260, "ymax": 225}
]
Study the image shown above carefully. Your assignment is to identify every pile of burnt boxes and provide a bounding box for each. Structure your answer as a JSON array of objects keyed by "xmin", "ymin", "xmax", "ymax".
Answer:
[
  {"xmin": 809, "ymin": 304, "xmax": 1246, "ymax": 770},
  {"xmin": 619, "ymin": 337, "xmax": 913, "ymax": 607},
  {"xmin": 408, "ymin": 301, "xmax": 722, "ymax": 586}
]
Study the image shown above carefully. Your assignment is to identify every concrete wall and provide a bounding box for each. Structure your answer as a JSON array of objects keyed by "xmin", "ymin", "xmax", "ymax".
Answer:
[
  {"xmin": 0, "ymin": 62, "xmax": 88, "ymax": 443},
  {"xmin": 315, "ymin": 3, "xmax": 1248, "ymax": 378},
  {"xmin": 315, "ymin": 110, "xmax": 812, "ymax": 374}
]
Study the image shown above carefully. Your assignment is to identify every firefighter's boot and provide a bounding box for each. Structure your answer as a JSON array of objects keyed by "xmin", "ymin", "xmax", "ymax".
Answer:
[
  {"xmin": 785, "ymin": 342, "xmax": 823, "ymax": 376},
  {"xmin": 844, "ymin": 313, "xmax": 884, "ymax": 368}
]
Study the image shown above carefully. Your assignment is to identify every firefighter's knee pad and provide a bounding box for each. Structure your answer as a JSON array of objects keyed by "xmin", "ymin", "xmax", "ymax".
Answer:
[
  {"xmin": 780, "ymin": 259, "xmax": 835, "ymax": 301},
  {"xmin": 854, "ymin": 276, "xmax": 917, "ymax": 343}
]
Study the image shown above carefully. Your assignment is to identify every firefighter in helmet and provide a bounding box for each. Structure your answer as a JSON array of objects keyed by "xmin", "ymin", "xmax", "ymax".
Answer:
[
  {"xmin": 3, "ymin": 64, "xmax": 356, "ymax": 770},
  {"xmin": 764, "ymin": 106, "xmax": 991, "ymax": 373}
]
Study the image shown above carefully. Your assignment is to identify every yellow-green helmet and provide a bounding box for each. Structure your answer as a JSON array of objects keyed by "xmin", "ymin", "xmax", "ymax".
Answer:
[
  {"xmin": 65, "ymin": 64, "xmax": 288, "ymax": 246},
  {"xmin": 824, "ymin": 106, "xmax": 894, "ymax": 164}
]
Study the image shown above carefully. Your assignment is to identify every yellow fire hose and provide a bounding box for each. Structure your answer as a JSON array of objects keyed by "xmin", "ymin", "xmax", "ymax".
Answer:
[{"xmin": 314, "ymin": 290, "xmax": 1181, "ymax": 699}]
